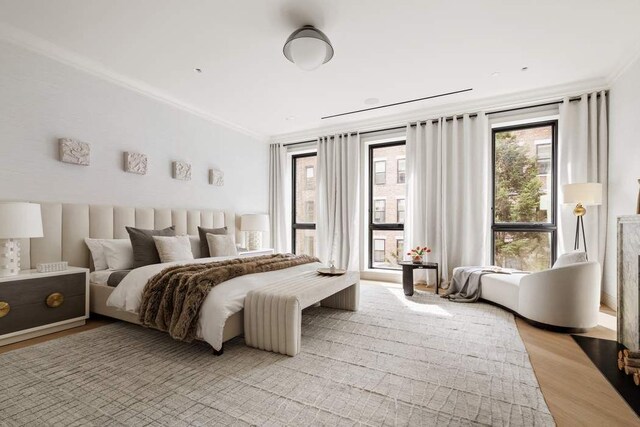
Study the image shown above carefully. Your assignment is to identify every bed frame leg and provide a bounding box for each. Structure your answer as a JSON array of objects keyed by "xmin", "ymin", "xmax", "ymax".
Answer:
[{"xmin": 212, "ymin": 345, "xmax": 224, "ymax": 356}]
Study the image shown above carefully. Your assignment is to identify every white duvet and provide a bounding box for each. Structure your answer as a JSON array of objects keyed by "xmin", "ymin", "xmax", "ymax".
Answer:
[{"xmin": 107, "ymin": 256, "xmax": 321, "ymax": 350}]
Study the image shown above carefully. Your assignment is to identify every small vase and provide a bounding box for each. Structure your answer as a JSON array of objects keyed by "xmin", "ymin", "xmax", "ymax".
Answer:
[{"xmin": 412, "ymin": 255, "xmax": 423, "ymax": 264}]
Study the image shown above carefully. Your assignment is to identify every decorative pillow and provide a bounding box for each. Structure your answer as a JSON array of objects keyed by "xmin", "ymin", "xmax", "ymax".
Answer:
[
  {"xmin": 188, "ymin": 235, "xmax": 201, "ymax": 259},
  {"xmin": 206, "ymin": 233, "xmax": 238, "ymax": 257},
  {"xmin": 552, "ymin": 250, "xmax": 588, "ymax": 269},
  {"xmin": 126, "ymin": 226, "xmax": 176, "ymax": 268},
  {"xmin": 84, "ymin": 238, "xmax": 131, "ymax": 271},
  {"xmin": 198, "ymin": 226, "xmax": 227, "ymax": 258},
  {"xmin": 153, "ymin": 235, "xmax": 194, "ymax": 263},
  {"xmin": 101, "ymin": 239, "xmax": 134, "ymax": 270}
]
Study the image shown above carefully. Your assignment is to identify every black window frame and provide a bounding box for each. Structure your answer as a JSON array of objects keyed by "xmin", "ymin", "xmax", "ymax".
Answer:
[
  {"xmin": 292, "ymin": 152, "xmax": 317, "ymax": 254},
  {"xmin": 491, "ymin": 120, "xmax": 558, "ymax": 268},
  {"xmin": 369, "ymin": 141, "xmax": 406, "ymax": 270}
]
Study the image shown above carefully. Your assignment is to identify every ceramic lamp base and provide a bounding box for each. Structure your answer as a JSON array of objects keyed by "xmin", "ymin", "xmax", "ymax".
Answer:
[
  {"xmin": 246, "ymin": 231, "xmax": 262, "ymax": 251},
  {"xmin": 0, "ymin": 238, "xmax": 20, "ymax": 277}
]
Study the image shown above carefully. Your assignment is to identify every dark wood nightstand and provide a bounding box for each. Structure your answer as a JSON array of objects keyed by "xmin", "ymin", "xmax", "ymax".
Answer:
[
  {"xmin": 0, "ymin": 267, "xmax": 89, "ymax": 346},
  {"xmin": 398, "ymin": 261, "xmax": 440, "ymax": 296}
]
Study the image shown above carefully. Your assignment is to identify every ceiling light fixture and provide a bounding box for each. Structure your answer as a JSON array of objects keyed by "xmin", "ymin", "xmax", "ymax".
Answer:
[{"xmin": 283, "ymin": 25, "xmax": 334, "ymax": 71}]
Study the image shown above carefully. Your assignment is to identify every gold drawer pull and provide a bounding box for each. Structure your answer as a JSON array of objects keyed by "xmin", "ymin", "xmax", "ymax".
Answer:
[
  {"xmin": 46, "ymin": 292, "xmax": 64, "ymax": 308},
  {"xmin": 0, "ymin": 301, "xmax": 9, "ymax": 318}
]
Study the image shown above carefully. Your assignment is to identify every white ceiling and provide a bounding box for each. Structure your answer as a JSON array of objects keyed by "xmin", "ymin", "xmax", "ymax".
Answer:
[{"xmin": 1, "ymin": 0, "xmax": 639, "ymax": 139}]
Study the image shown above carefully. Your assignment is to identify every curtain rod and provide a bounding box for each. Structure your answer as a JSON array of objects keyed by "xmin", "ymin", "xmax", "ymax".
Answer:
[{"xmin": 279, "ymin": 92, "xmax": 605, "ymax": 147}]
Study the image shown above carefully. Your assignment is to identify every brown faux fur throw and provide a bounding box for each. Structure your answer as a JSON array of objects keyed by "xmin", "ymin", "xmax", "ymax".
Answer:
[{"xmin": 138, "ymin": 254, "xmax": 319, "ymax": 342}]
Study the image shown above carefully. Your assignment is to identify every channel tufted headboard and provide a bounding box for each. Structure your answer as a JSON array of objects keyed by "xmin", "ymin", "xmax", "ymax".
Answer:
[{"xmin": 15, "ymin": 202, "xmax": 235, "ymax": 270}]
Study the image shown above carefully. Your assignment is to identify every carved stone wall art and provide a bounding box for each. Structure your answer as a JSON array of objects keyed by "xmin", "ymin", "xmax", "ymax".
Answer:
[
  {"xmin": 172, "ymin": 161, "xmax": 192, "ymax": 181},
  {"xmin": 124, "ymin": 152, "xmax": 148, "ymax": 175},
  {"xmin": 59, "ymin": 138, "xmax": 90, "ymax": 166},
  {"xmin": 209, "ymin": 169, "xmax": 224, "ymax": 186}
]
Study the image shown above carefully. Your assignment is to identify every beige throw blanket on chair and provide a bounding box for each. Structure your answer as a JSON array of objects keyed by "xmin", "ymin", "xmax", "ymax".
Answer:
[{"xmin": 139, "ymin": 254, "xmax": 319, "ymax": 342}]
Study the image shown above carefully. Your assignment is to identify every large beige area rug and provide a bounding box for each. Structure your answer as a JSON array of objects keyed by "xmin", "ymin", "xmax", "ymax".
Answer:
[{"xmin": 0, "ymin": 283, "xmax": 554, "ymax": 426}]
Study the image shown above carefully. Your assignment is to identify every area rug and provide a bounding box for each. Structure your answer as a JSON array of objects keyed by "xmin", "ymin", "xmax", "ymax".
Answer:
[{"xmin": 0, "ymin": 284, "xmax": 553, "ymax": 426}]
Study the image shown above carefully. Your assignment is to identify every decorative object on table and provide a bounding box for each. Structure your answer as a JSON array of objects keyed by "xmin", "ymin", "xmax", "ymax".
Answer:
[
  {"xmin": 58, "ymin": 138, "xmax": 90, "ymax": 166},
  {"xmin": 317, "ymin": 260, "xmax": 346, "ymax": 276},
  {"xmin": 407, "ymin": 245, "xmax": 431, "ymax": 264},
  {"xmin": 123, "ymin": 152, "xmax": 148, "ymax": 175},
  {"xmin": 240, "ymin": 214, "xmax": 269, "ymax": 250},
  {"xmin": 0, "ymin": 202, "xmax": 43, "ymax": 277},
  {"xmin": 283, "ymin": 25, "xmax": 334, "ymax": 71},
  {"xmin": 209, "ymin": 169, "xmax": 224, "ymax": 186},
  {"xmin": 36, "ymin": 261, "xmax": 68, "ymax": 273},
  {"xmin": 398, "ymin": 261, "xmax": 440, "ymax": 296},
  {"xmin": 562, "ymin": 182, "xmax": 602, "ymax": 260},
  {"xmin": 172, "ymin": 161, "xmax": 192, "ymax": 181}
]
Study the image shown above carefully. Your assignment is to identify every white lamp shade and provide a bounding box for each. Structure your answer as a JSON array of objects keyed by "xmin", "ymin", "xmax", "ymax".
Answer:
[
  {"xmin": 0, "ymin": 202, "xmax": 43, "ymax": 238},
  {"xmin": 562, "ymin": 183, "xmax": 603, "ymax": 205},
  {"xmin": 240, "ymin": 214, "xmax": 269, "ymax": 231}
]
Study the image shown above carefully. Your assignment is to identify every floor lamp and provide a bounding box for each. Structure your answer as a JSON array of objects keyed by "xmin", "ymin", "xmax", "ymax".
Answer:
[{"xmin": 562, "ymin": 183, "xmax": 602, "ymax": 260}]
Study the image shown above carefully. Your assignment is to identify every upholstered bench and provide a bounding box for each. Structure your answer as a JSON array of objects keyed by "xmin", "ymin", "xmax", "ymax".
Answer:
[{"xmin": 244, "ymin": 270, "xmax": 359, "ymax": 356}]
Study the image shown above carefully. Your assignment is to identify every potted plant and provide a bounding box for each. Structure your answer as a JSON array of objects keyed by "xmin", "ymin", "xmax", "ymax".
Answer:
[{"xmin": 407, "ymin": 246, "xmax": 431, "ymax": 264}]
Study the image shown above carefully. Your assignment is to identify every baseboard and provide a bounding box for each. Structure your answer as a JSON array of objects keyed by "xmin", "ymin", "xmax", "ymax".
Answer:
[{"xmin": 601, "ymin": 291, "xmax": 617, "ymax": 311}]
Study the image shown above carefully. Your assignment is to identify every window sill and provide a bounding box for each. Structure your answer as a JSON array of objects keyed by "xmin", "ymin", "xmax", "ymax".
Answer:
[{"xmin": 360, "ymin": 268, "xmax": 402, "ymax": 284}]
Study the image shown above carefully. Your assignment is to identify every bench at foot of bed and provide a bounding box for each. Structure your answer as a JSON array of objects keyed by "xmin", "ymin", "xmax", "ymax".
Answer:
[{"xmin": 244, "ymin": 271, "xmax": 359, "ymax": 356}]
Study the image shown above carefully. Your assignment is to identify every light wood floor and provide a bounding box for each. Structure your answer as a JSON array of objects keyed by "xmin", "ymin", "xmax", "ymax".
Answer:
[{"xmin": 1, "ymin": 282, "xmax": 638, "ymax": 426}]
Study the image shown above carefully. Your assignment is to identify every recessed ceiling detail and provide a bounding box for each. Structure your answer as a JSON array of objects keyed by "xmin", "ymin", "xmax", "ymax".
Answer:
[{"xmin": 321, "ymin": 88, "xmax": 474, "ymax": 120}]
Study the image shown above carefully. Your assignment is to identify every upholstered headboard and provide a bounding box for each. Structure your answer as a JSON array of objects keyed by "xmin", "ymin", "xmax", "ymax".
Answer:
[{"xmin": 15, "ymin": 202, "xmax": 235, "ymax": 270}]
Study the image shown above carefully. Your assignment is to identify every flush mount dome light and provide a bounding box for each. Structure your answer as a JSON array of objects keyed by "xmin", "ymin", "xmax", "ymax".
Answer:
[{"xmin": 283, "ymin": 25, "xmax": 334, "ymax": 71}]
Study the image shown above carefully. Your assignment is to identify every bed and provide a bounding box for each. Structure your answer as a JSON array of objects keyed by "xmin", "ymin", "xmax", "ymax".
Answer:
[{"xmin": 16, "ymin": 202, "xmax": 322, "ymax": 351}]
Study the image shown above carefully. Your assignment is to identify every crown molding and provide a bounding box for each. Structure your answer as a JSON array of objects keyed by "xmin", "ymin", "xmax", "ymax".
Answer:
[
  {"xmin": 607, "ymin": 37, "xmax": 640, "ymax": 85},
  {"xmin": 0, "ymin": 23, "xmax": 267, "ymax": 141},
  {"xmin": 270, "ymin": 78, "xmax": 610, "ymax": 144}
]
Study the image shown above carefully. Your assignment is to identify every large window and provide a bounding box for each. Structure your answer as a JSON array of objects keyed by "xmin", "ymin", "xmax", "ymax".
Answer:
[
  {"xmin": 492, "ymin": 121, "xmax": 557, "ymax": 271},
  {"xmin": 292, "ymin": 153, "xmax": 317, "ymax": 256},
  {"xmin": 369, "ymin": 142, "xmax": 406, "ymax": 269}
]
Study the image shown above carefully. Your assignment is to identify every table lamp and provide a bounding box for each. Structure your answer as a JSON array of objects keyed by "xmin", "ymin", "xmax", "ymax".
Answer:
[
  {"xmin": 240, "ymin": 214, "xmax": 269, "ymax": 251},
  {"xmin": 0, "ymin": 203, "xmax": 43, "ymax": 276},
  {"xmin": 562, "ymin": 183, "xmax": 602, "ymax": 260}
]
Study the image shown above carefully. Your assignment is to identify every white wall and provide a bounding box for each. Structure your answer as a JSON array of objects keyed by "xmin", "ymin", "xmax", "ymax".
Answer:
[
  {"xmin": 0, "ymin": 40, "xmax": 268, "ymax": 227},
  {"xmin": 604, "ymin": 56, "xmax": 640, "ymax": 306}
]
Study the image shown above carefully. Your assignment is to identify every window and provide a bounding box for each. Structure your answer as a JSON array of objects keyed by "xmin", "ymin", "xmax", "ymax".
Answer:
[
  {"xmin": 373, "ymin": 239, "xmax": 386, "ymax": 262},
  {"xmin": 292, "ymin": 153, "xmax": 317, "ymax": 256},
  {"xmin": 492, "ymin": 122, "xmax": 557, "ymax": 271},
  {"xmin": 369, "ymin": 142, "xmax": 406, "ymax": 269},
  {"xmin": 397, "ymin": 158, "xmax": 406, "ymax": 183},
  {"xmin": 304, "ymin": 201, "xmax": 314, "ymax": 222},
  {"xmin": 397, "ymin": 198, "xmax": 405, "ymax": 223},
  {"xmin": 374, "ymin": 160, "xmax": 386, "ymax": 185},
  {"xmin": 305, "ymin": 166, "xmax": 315, "ymax": 189},
  {"xmin": 373, "ymin": 199, "xmax": 386, "ymax": 223}
]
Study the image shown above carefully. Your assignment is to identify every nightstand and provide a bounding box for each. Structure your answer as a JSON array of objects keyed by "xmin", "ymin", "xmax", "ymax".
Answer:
[
  {"xmin": 0, "ymin": 267, "xmax": 89, "ymax": 346},
  {"xmin": 239, "ymin": 248, "xmax": 275, "ymax": 257}
]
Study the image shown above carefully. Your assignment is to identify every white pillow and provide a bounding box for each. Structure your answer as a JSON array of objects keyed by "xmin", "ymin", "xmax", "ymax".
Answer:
[
  {"xmin": 101, "ymin": 239, "xmax": 134, "ymax": 270},
  {"xmin": 153, "ymin": 235, "xmax": 194, "ymax": 263},
  {"xmin": 552, "ymin": 250, "xmax": 587, "ymax": 269},
  {"xmin": 84, "ymin": 238, "xmax": 130, "ymax": 271},
  {"xmin": 189, "ymin": 235, "xmax": 201, "ymax": 259},
  {"xmin": 206, "ymin": 233, "xmax": 238, "ymax": 257}
]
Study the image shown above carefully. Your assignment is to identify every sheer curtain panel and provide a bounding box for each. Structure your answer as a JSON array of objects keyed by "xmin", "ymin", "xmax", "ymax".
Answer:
[
  {"xmin": 268, "ymin": 143, "xmax": 290, "ymax": 253},
  {"xmin": 316, "ymin": 133, "xmax": 360, "ymax": 270}
]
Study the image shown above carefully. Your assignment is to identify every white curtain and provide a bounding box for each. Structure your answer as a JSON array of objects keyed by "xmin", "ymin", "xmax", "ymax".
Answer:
[
  {"xmin": 268, "ymin": 143, "xmax": 289, "ymax": 253},
  {"xmin": 316, "ymin": 133, "xmax": 360, "ymax": 270},
  {"xmin": 405, "ymin": 114, "xmax": 490, "ymax": 284},
  {"xmin": 558, "ymin": 91, "xmax": 608, "ymax": 267}
]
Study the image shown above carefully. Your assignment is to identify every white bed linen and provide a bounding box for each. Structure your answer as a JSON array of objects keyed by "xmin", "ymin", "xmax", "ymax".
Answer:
[
  {"xmin": 90, "ymin": 270, "xmax": 113, "ymax": 286},
  {"xmin": 107, "ymin": 257, "xmax": 321, "ymax": 350}
]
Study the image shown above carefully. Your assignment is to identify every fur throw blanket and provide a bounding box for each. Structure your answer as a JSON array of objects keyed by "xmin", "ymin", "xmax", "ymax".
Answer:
[{"xmin": 139, "ymin": 254, "xmax": 319, "ymax": 342}]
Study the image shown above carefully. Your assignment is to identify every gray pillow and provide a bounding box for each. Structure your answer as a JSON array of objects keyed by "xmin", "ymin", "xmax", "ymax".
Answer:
[
  {"xmin": 197, "ymin": 226, "xmax": 227, "ymax": 258},
  {"xmin": 206, "ymin": 233, "xmax": 238, "ymax": 257},
  {"xmin": 126, "ymin": 226, "xmax": 176, "ymax": 268}
]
